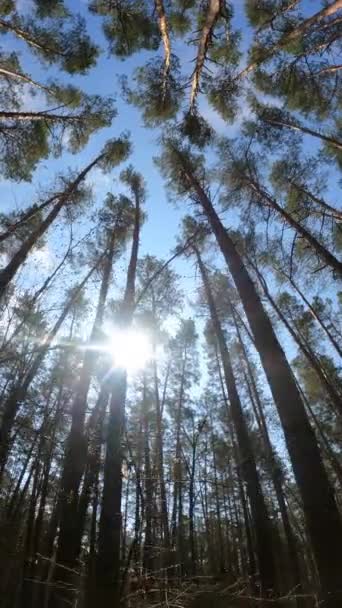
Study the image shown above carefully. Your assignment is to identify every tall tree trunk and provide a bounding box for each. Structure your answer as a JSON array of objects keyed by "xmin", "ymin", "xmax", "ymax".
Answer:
[
  {"xmin": 84, "ymin": 460, "xmax": 101, "ymax": 608},
  {"xmin": 188, "ymin": 438, "xmax": 198, "ymax": 575},
  {"xmin": 0, "ymin": 194, "xmax": 61, "ymax": 245},
  {"xmin": 190, "ymin": 0, "xmax": 221, "ymax": 111},
  {"xmin": 18, "ymin": 395, "xmax": 57, "ymax": 608},
  {"xmin": 171, "ymin": 348, "xmax": 187, "ymax": 573},
  {"xmin": 52, "ymin": 229, "xmax": 117, "ymax": 603},
  {"xmin": 155, "ymin": 0, "xmax": 171, "ymax": 99},
  {"xmin": 177, "ymin": 153, "xmax": 342, "ymax": 606},
  {"xmin": 245, "ymin": 372, "xmax": 304, "ymax": 605},
  {"xmin": 235, "ymin": 0, "xmax": 342, "ymax": 80},
  {"xmin": 281, "ymin": 0, "xmax": 342, "ymax": 40},
  {"xmin": 142, "ymin": 375, "xmax": 154, "ymax": 573},
  {"xmin": 196, "ymin": 249, "xmax": 276, "ymax": 596},
  {"xmin": 151, "ymin": 294, "xmax": 170, "ymax": 550},
  {"xmin": 6, "ymin": 435, "xmax": 38, "ymax": 517},
  {"xmin": 210, "ymin": 423, "xmax": 225, "ymax": 574},
  {"xmin": 132, "ymin": 420, "xmax": 143, "ymax": 571},
  {"xmin": 20, "ymin": 441, "xmax": 43, "ymax": 608},
  {"xmin": 94, "ymin": 178, "xmax": 142, "ymax": 606},
  {"xmin": 95, "ymin": 369, "xmax": 127, "ymax": 605},
  {"xmin": 295, "ymin": 380, "xmax": 342, "ymax": 486},
  {"xmin": 231, "ymin": 305, "xmax": 304, "ymax": 604},
  {"xmin": 75, "ymin": 390, "xmax": 108, "ymax": 558},
  {"xmin": 216, "ymin": 348, "xmax": 256, "ymax": 582}
]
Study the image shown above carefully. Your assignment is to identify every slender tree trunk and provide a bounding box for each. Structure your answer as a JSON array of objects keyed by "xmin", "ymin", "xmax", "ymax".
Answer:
[
  {"xmin": 30, "ymin": 431, "xmax": 57, "ymax": 603},
  {"xmin": 84, "ymin": 462, "xmax": 101, "ymax": 608},
  {"xmin": 132, "ymin": 421, "xmax": 143, "ymax": 571},
  {"xmin": 210, "ymin": 424, "xmax": 225, "ymax": 574},
  {"xmin": 95, "ymin": 369, "xmax": 127, "ymax": 605},
  {"xmin": 216, "ymin": 349, "xmax": 256, "ymax": 582},
  {"xmin": 196, "ymin": 249, "xmax": 276, "ymax": 596},
  {"xmin": 151, "ymin": 299, "xmax": 170, "ymax": 550},
  {"xmin": 284, "ymin": 272, "xmax": 342, "ymax": 358},
  {"xmin": 10, "ymin": 456, "xmax": 36, "ymax": 522},
  {"xmin": 247, "ymin": 177, "xmax": 342, "ymax": 275},
  {"xmin": 0, "ymin": 262, "xmax": 100, "ymax": 479},
  {"xmin": 254, "ymin": 266, "xmax": 342, "ymax": 416},
  {"xmin": 0, "ymin": 110, "xmax": 86, "ymax": 121},
  {"xmin": 295, "ymin": 380, "xmax": 342, "ymax": 486},
  {"xmin": 0, "ymin": 194, "xmax": 61, "ymax": 244},
  {"xmin": 18, "ymin": 396, "xmax": 56, "ymax": 607},
  {"xmin": 288, "ymin": 181, "xmax": 342, "ymax": 221},
  {"xmin": 235, "ymin": 0, "xmax": 342, "ymax": 80},
  {"xmin": 231, "ymin": 306, "xmax": 304, "ymax": 603},
  {"xmin": 52, "ymin": 229, "xmax": 117, "ymax": 603},
  {"xmin": 121, "ymin": 476, "xmax": 130, "ymax": 564},
  {"xmin": 0, "ymin": 154, "xmax": 102, "ymax": 297},
  {"xmin": 75, "ymin": 391, "xmax": 108, "ymax": 558},
  {"xmin": 142, "ymin": 375, "xmax": 154, "ymax": 573},
  {"xmin": 245, "ymin": 373, "xmax": 304, "ymax": 605},
  {"xmin": 0, "ymin": 65, "xmax": 56, "ymax": 95},
  {"xmin": 155, "ymin": 0, "xmax": 171, "ymax": 98},
  {"xmin": 20, "ymin": 443, "xmax": 43, "ymax": 608},
  {"xmin": 171, "ymin": 349, "xmax": 187, "ymax": 572},
  {"xmin": 0, "ymin": 18, "xmax": 66, "ymax": 55},
  {"xmin": 177, "ymin": 456, "xmax": 184, "ymax": 577},
  {"xmin": 190, "ymin": 0, "xmax": 221, "ymax": 111},
  {"xmin": 94, "ymin": 179, "xmax": 142, "ymax": 605},
  {"xmin": 263, "ymin": 115, "xmax": 342, "ymax": 152},
  {"xmin": 282, "ymin": 0, "xmax": 342, "ymax": 40},
  {"xmin": 6, "ymin": 436, "xmax": 37, "ymax": 517},
  {"xmin": 188, "ymin": 439, "xmax": 198, "ymax": 575},
  {"xmin": 220, "ymin": 472, "xmax": 236, "ymax": 577}
]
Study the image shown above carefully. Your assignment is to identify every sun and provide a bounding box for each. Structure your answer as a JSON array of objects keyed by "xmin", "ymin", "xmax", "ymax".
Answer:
[{"xmin": 105, "ymin": 326, "xmax": 153, "ymax": 372}]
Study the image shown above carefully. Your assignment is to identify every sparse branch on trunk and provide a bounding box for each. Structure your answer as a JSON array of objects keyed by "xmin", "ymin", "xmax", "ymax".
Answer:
[
  {"xmin": 155, "ymin": 0, "xmax": 171, "ymax": 100},
  {"xmin": 0, "ymin": 193, "xmax": 61, "ymax": 244},
  {"xmin": 235, "ymin": 0, "xmax": 342, "ymax": 81},
  {"xmin": 0, "ymin": 110, "xmax": 87, "ymax": 122},
  {"xmin": 261, "ymin": 114, "xmax": 342, "ymax": 152},
  {"xmin": 190, "ymin": 0, "xmax": 221, "ymax": 112},
  {"xmin": 0, "ymin": 153, "xmax": 103, "ymax": 297},
  {"xmin": 0, "ymin": 18, "xmax": 65, "ymax": 57},
  {"xmin": 246, "ymin": 176, "xmax": 342, "ymax": 275},
  {"xmin": 288, "ymin": 181, "xmax": 342, "ymax": 221},
  {"xmin": 0, "ymin": 66, "xmax": 55, "ymax": 95}
]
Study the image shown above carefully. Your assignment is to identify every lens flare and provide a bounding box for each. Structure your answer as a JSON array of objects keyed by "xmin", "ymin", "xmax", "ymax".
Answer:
[{"xmin": 106, "ymin": 327, "xmax": 153, "ymax": 372}]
